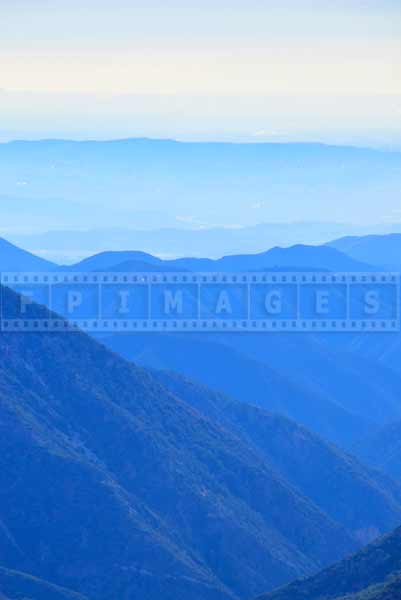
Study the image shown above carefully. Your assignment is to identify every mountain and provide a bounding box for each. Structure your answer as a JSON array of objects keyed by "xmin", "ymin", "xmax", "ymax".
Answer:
[
  {"xmin": 10, "ymin": 222, "xmax": 401, "ymax": 265},
  {"xmin": 0, "ymin": 237, "xmax": 56, "ymax": 271},
  {"xmin": 0, "ymin": 284, "xmax": 363, "ymax": 600},
  {"xmin": 65, "ymin": 243, "xmax": 371, "ymax": 273},
  {"xmin": 67, "ymin": 250, "xmax": 163, "ymax": 271},
  {"xmin": 2, "ymin": 140, "xmax": 401, "ymax": 232},
  {"xmin": 0, "ymin": 567, "xmax": 88, "ymax": 600},
  {"xmin": 355, "ymin": 422, "xmax": 401, "ymax": 480},
  {"xmin": 327, "ymin": 234, "xmax": 401, "ymax": 270},
  {"xmin": 256, "ymin": 526, "xmax": 401, "ymax": 600},
  {"xmin": 204, "ymin": 245, "xmax": 371, "ymax": 272},
  {"xmin": 0, "ymin": 234, "xmax": 375, "ymax": 273},
  {"xmin": 152, "ymin": 368, "xmax": 401, "ymax": 545},
  {"xmin": 0, "ymin": 236, "xmax": 399, "ymax": 447},
  {"xmin": 68, "ymin": 254, "xmax": 186, "ymax": 273}
]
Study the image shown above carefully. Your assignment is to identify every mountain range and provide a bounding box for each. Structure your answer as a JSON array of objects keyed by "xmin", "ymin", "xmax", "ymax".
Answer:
[
  {"xmin": 2, "ymin": 229, "xmax": 401, "ymax": 276},
  {"xmin": 0, "ymin": 236, "xmax": 375, "ymax": 273},
  {"xmin": 2, "ymin": 284, "xmax": 401, "ymax": 599},
  {"xmin": 1, "ymin": 140, "xmax": 401, "ymax": 235},
  {"xmin": 1, "ymin": 232, "xmax": 401, "ymax": 599},
  {"xmin": 10, "ymin": 222, "xmax": 401, "ymax": 264},
  {"xmin": 2, "ymin": 234, "xmax": 401, "ymax": 453},
  {"xmin": 69, "ymin": 244, "xmax": 372, "ymax": 272},
  {"xmin": 101, "ymin": 331, "xmax": 398, "ymax": 448},
  {"xmin": 0, "ymin": 285, "xmax": 356, "ymax": 599}
]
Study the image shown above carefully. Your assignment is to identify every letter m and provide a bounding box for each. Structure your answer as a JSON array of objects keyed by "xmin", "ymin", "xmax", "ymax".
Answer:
[{"xmin": 164, "ymin": 290, "xmax": 183, "ymax": 314}]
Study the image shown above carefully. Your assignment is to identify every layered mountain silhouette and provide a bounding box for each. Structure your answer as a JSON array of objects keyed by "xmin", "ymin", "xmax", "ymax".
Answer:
[
  {"xmin": 2, "ymin": 140, "xmax": 401, "ymax": 234},
  {"xmin": 3, "ymin": 235, "xmax": 401, "ymax": 452},
  {"xmin": 218, "ymin": 333, "xmax": 401, "ymax": 433},
  {"xmin": 1, "ymin": 285, "xmax": 401, "ymax": 599},
  {"xmin": 10, "ymin": 222, "xmax": 396, "ymax": 263},
  {"xmin": 0, "ymin": 285, "xmax": 363, "ymax": 600},
  {"xmin": 67, "ymin": 244, "xmax": 371, "ymax": 272},
  {"xmin": 256, "ymin": 526, "xmax": 401, "ymax": 600},
  {"xmin": 0, "ymin": 236, "xmax": 372, "ymax": 273},
  {"xmin": 101, "ymin": 331, "xmax": 401, "ymax": 448}
]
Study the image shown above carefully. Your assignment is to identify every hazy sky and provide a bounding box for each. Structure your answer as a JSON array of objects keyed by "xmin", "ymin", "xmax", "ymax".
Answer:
[{"xmin": 1, "ymin": 0, "xmax": 401, "ymax": 144}]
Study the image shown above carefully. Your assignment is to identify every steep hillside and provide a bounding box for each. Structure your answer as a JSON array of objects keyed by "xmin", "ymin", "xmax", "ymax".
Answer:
[
  {"xmin": 0, "ymin": 237, "xmax": 56, "ymax": 271},
  {"xmin": 219, "ymin": 332, "xmax": 401, "ymax": 432},
  {"xmin": 0, "ymin": 285, "xmax": 360, "ymax": 600},
  {"xmin": 154, "ymin": 369, "xmax": 401, "ymax": 545},
  {"xmin": 101, "ymin": 329, "xmax": 401, "ymax": 448},
  {"xmin": 256, "ymin": 527, "xmax": 401, "ymax": 600},
  {"xmin": 338, "ymin": 573, "xmax": 401, "ymax": 600}
]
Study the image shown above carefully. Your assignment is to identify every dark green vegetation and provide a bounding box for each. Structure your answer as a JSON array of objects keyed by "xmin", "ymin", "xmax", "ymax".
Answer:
[{"xmin": 256, "ymin": 526, "xmax": 401, "ymax": 600}]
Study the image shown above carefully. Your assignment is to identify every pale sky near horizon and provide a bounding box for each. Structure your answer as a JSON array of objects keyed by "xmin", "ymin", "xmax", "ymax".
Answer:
[{"xmin": 1, "ymin": 0, "xmax": 401, "ymax": 144}]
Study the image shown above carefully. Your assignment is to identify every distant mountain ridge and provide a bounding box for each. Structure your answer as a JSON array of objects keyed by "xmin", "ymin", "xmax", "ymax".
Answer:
[
  {"xmin": 10, "ymin": 222, "xmax": 401, "ymax": 264},
  {"xmin": 67, "ymin": 244, "xmax": 373, "ymax": 273},
  {"xmin": 0, "ymin": 236, "xmax": 374, "ymax": 273},
  {"xmin": 2, "ymin": 139, "xmax": 401, "ymax": 234}
]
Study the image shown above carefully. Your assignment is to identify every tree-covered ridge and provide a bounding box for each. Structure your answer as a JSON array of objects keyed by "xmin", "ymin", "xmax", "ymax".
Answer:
[
  {"xmin": 257, "ymin": 527, "xmax": 401, "ymax": 600},
  {"xmin": 1, "ymin": 283, "xmax": 401, "ymax": 600},
  {"xmin": 338, "ymin": 572, "xmax": 401, "ymax": 600},
  {"xmin": 0, "ymin": 285, "xmax": 357, "ymax": 600}
]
